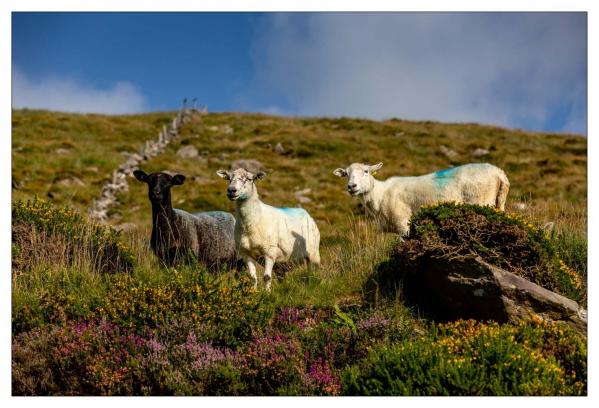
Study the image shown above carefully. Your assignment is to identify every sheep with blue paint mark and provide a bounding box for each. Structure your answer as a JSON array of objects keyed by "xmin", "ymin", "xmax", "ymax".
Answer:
[
  {"xmin": 217, "ymin": 167, "xmax": 320, "ymax": 290},
  {"xmin": 333, "ymin": 162, "xmax": 510, "ymax": 236}
]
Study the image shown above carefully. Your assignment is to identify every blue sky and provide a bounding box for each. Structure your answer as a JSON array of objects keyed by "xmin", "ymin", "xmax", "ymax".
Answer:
[{"xmin": 12, "ymin": 12, "xmax": 587, "ymax": 135}]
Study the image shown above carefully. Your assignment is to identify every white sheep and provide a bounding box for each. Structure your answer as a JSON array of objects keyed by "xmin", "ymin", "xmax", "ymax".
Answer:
[
  {"xmin": 217, "ymin": 168, "xmax": 321, "ymax": 290},
  {"xmin": 333, "ymin": 162, "xmax": 510, "ymax": 236}
]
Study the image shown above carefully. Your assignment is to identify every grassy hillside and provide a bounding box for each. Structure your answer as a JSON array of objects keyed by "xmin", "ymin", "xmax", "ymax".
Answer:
[
  {"xmin": 11, "ymin": 109, "xmax": 587, "ymax": 395},
  {"xmin": 13, "ymin": 109, "xmax": 587, "ymax": 227},
  {"xmin": 13, "ymin": 109, "xmax": 587, "ymax": 294}
]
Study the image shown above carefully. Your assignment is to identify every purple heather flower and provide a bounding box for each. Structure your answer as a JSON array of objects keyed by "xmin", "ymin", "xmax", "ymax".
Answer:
[
  {"xmin": 184, "ymin": 333, "xmax": 240, "ymax": 370},
  {"xmin": 356, "ymin": 315, "xmax": 390, "ymax": 331}
]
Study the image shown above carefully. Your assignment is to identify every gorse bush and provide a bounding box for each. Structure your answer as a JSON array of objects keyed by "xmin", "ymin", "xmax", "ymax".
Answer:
[
  {"xmin": 342, "ymin": 319, "xmax": 586, "ymax": 396},
  {"xmin": 96, "ymin": 272, "xmax": 272, "ymax": 346},
  {"xmin": 12, "ymin": 198, "xmax": 134, "ymax": 275},
  {"xmin": 393, "ymin": 203, "xmax": 585, "ymax": 302},
  {"xmin": 13, "ymin": 266, "xmax": 272, "ymax": 346}
]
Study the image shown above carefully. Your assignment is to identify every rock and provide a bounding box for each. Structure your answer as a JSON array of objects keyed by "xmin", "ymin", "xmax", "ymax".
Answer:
[
  {"xmin": 114, "ymin": 222, "xmax": 137, "ymax": 233},
  {"xmin": 297, "ymin": 196, "xmax": 312, "ymax": 204},
  {"xmin": 206, "ymin": 125, "xmax": 233, "ymax": 134},
  {"xmin": 438, "ymin": 145, "xmax": 459, "ymax": 160},
  {"xmin": 193, "ymin": 176, "xmax": 211, "ymax": 185},
  {"xmin": 176, "ymin": 145, "xmax": 198, "ymax": 159},
  {"xmin": 221, "ymin": 125, "xmax": 234, "ymax": 135},
  {"xmin": 58, "ymin": 177, "xmax": 86, "ymax": 187},
  {"xmin": 400, "ymin": 256, "xmax": 586, "ymax": 334},
  {"xmin": 472, "ymin": 148, "xmax": 490, "ymax": 157},
  {"xmin": 12, "ymin": 178, "xmax": 23, "ymax": 190},
  {"xmin": 274, "ymin": 142, "xmax": 286, "ymax": 155},
  {"xmin": 87, "ymin": 166, "xmax": 99, "ymax": 173},
  {"xmin": 294, "ymin": 188, "xmax": 312, "ymax": 204},
  {"xmin": 230, "ymin": 159, "xmax": 265, "ymax": 174},
  {"xmin": 394, "ymin": 132, "xmax": 405, "ymax": 137},
  {"xmin": 295, "ymin": 188, "xmax": 312, "ymax": 196},
  {"xmin": 55, "ymin": 148, "xmax": 71, "ymax": 155},
  {"xmin": 513, "ymin": 202, "xmax": 527, "ymax": 211}
]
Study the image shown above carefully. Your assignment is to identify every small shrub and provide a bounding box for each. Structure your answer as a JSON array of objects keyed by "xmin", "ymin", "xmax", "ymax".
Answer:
[
  {"xmin": 551, "ymin": 228, "xmax": 587, "ymax": 283},
  {"xmin": 12, "ymin": 198, "xmax": 134, "ymax": 275},
  {"xmin": 241, "ymin": 333, "xmax": 304, "ymax": 395},
  {"xmin": 392, "ymin": 203, "xmax": 585, "ymax": 302},
  {"xmin": 12, "ymin": 265, "xmax": 273, "ymax": 342},
  {"xmin": 12, "ymin": 319, "xmax": 247, "ymax": 396},
  {"xmin": 13, "ymin": 320, "xmax": 144, "ymax": 395},
  {"xmin": 342, "ymin": 319, "xmax": 586, "ymax": 396},
  {"xmin": 96, "ymin": 272, "xmax": 272, "ymax": 346}
]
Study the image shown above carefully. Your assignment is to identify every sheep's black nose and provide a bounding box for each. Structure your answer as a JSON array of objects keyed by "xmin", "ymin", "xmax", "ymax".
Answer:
[
  {"xmin": 348, "ymin": 183, "xmax": 357, "ymax": 189},
  {"xmin": 227, "ymin": 187, "xmax": 237, "ymax": 194}
]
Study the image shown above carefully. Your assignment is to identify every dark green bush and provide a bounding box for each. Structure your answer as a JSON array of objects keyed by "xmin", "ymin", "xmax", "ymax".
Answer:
[
  {"xmin": 393, "ymin": 203, "xmax": 585, "ymax": 302},
  {"xmin": 342, "ymin": 319, "xmax": 586, "ymax": 396}
]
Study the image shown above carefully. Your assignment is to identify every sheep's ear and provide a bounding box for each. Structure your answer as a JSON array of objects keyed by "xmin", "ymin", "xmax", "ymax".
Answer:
[
  {"xmin": 369, "ymin": 162, "xmax": 383, "ymax": 173},
  {"xmin": 254, "ymin": 171, "xmax": 266, "ymax": 181},
  {"xmin": 133, "ymin": 170, "xmax": 148, "ymax": 183},
  {"xmin": 333, "ymin": 168, "xmax": 348, "ymax": 177},
  {"xmin": 216, "ymin": 170, "xmax": 231, "ymax": 180},
  {"xmin": 172, "ymin": 174, "xmax": 186, "ymax": 186}
]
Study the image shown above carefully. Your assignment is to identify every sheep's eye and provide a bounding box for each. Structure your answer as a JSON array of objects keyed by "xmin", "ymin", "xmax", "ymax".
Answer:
[{"xmin": 365, "ymin": 170, "xmax": 369, "ymax": 174}]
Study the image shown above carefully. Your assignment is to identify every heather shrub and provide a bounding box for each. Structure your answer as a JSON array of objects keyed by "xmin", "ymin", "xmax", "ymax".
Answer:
[
  {"xmin": 12, "ymin": 318, "xmax": 247, "ymax": 396},
  {"xmin": 342, "ymin": 319, "xmax": 586, "ymax": 396},
  {"xmin": 241, "ymin": 333, "xmax": 305, "ymax": 395},
  {"xmin": 13, "ymin": 320, "xmax": 145, "ymax": 395},
  {"xmin": 260, "ymin": 306, "xmax": 415, "ymax": 395},
  {"xmin": 388, "ymin": 203, "xmax": 585, "ymax": 303}
]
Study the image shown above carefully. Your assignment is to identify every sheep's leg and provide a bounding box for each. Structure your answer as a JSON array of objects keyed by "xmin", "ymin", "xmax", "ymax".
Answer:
[
  {"xmin": 390, "ymin": 204, "xmax": 411, "ymax": 237},
  {"xmin": 397, "ymin": 218, "xmax": 410, "ymax": 237},
  {"xmin": 245, "ymin": 256, "xmax": 258, "ymax": 289},
  {"xmin": 264, "ymin": 257, "xmax": 275, "ymax": 292}
]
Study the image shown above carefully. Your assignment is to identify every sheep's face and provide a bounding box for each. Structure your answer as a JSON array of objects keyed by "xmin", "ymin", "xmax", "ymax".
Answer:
[
  {"xmin": 133, "ymin": 170, "xmax": 185, "ymax": 204},
  {"xmin": 216, "ymin": 168, "xmax": 266, "ymax": 201},
  {"xmin": 333, "ymin": 162, "xmax": 383, "ymax": 196}
]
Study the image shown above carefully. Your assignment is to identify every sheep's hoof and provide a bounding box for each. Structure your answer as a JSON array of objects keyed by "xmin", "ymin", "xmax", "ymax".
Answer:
[{"xmin": 264, "ymin": 278, "xmax": 272, "ymax": 292}]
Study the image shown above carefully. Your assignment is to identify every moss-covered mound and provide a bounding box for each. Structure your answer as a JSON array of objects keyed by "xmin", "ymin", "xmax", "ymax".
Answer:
[
  {"xmin": 392, "ymin": 203, "xmax": 585, "ymax": 303},
  {"xmin": 12, "ymin": 198, "xmax": 134, "ymax": 275}
]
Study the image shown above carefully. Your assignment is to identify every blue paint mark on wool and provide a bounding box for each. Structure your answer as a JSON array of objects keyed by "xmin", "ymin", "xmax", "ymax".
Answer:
[
  {"xmin": 276, "ymin": 207, "xmax": 308, "ymax": 218},
  {"xmin": 434, "ymin": 166, "xmax": 458, "ymax": 189}
]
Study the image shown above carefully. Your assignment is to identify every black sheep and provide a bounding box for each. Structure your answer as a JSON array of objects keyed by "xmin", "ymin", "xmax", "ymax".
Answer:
[{"xmin": 134, "ymin": 170, "xmax": 237, "ymax": 268}]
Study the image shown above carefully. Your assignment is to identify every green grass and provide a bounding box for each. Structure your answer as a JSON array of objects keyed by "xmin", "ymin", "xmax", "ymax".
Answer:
[{"xmin": 12, "ymin": 109, "xmax": 587, "ymax": 304}]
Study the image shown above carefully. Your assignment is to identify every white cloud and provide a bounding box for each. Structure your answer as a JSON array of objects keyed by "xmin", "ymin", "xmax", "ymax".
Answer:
[
  {"xmin": 12, "ymin": 67, "xmax": 148, "ymax": 114},
  {"xmin": 243, "ymin": 13, "xmax": 587, "ymax": 135}
]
